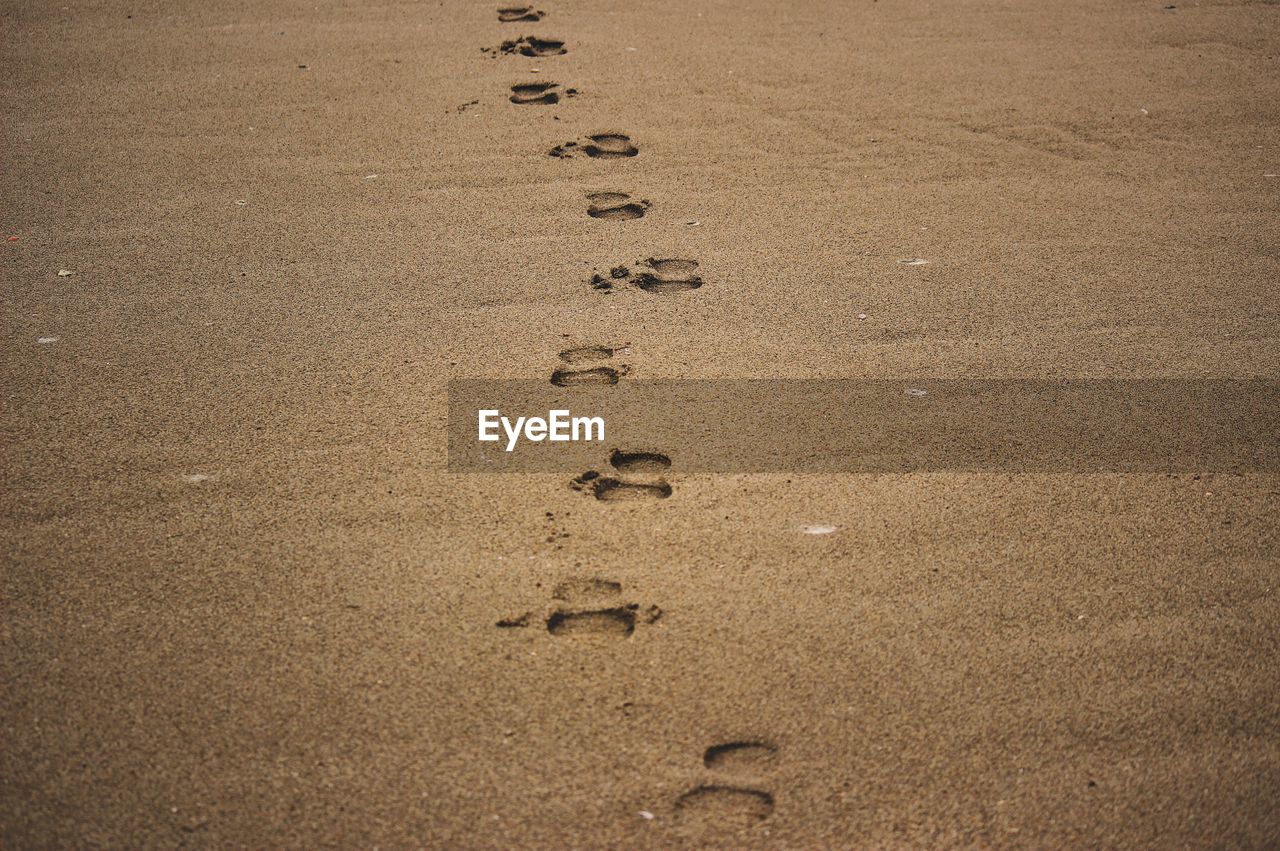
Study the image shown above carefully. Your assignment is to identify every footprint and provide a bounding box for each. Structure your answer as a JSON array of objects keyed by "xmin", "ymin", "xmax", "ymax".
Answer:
[
  {"xmin": 551, "ymin": 366, "xmax": 627, "ymax": 386},
  {"xmin": 485, "ymin": 36, "xmax": 567, "ymax": 57},
  {"xmin": 590, "ymin": 477, "xmax": 674, "ymax": 501},
  {"xmin": 591, "ymin": 258, "xmax": 702, "ymax": 294},
  {"xmin": 498, "ymin": 5, "xmax": 545, "ymax": 22},
  {"xmin": 550, "ymin": 345, "xmax": 630, "ymax": 386},
  {"xmin": 549, "ymin": 134, "xmax": 639, "ymax": 159},
  {"xmin": 553, "ymin": 577, "xmax": 623, "ymax": 602},
  {"xmin": 703, "ymin": 741, "xmax": 778, "ymax": 773},
  {"xmin": 547, "ymin": 607, "xmax": 637, "ymax": 637},
  {"xmin": 675, "ymin": 741, "xmax": 779, "ymax": 828},
  {"xmin": 609, "ymin": 448, "xmax": 671, "ymax": 475},
  {"xmin": 510, "ymin": 82, "xmax": 577, "ymax": 105},
  {"xmin": 586, "ymin": 192, "xmax": 650, "ymax": 221},
  {"xmin": 674, "ymin": 786, "xmax": 774, "ymax": 828},
  {"xmin": 559, "ymin": 345, "xmax": 616, "ymax": 364},
  {"xmin": 571, "ymin": 449, "xmax": 674, "ymax": 500},
  {"xmin": 571, "ymin": 469, "xmax": 673, "ymax": 501},
  {"xmin": 497, "ymin": 581, "xmax": 661, "ymax": 640}
]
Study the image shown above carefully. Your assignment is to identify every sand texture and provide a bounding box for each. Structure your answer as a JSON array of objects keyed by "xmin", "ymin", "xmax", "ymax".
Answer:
[{"xmin": 2, "ymin": 0, "xmax": 1279, "ymax": 847}]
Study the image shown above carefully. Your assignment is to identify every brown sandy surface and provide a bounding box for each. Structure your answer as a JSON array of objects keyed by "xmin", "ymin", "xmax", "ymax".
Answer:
[{"xmin": 3, "ymin": 0, "xmax": 1279, "ymax": 847}]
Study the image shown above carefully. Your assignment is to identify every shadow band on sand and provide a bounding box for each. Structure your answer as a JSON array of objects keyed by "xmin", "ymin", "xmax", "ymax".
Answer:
[{"xmin": 448, "ymin": 379, "xmax": 1280, "ymax": 473}]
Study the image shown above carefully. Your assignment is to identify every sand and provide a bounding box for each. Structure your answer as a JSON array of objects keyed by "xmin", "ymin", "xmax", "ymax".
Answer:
[{"xmin": 2, "ymin": 0, "xmax": 1279, "ymax": 847}]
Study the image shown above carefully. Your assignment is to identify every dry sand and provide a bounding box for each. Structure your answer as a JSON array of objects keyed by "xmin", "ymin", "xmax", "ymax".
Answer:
[{"xmin": 3, "ymin": 0, "xmax": 1279, "ymax": 847}]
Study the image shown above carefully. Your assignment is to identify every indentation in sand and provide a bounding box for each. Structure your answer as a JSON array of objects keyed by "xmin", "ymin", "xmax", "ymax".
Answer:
[
  {"xmin": 550, "ymin": 365, "xmax": 628, "ymax": 386},
  {"xmin": 591, "ymin": 258, "xmax": 702, "ymax": 294},
  {"xmin": 552, "ymin": 577, "xmax": 622, "ymax": 603},
  {"xmin": 546, "ymin": 606, "xmax": 635, "ymax": 637},
  {"xmin": 674, "ymin": 785, "xmax": 774, "ymax": 827},
  {"xmin": 586, "ymin": 192, "xmax": 649, "ymax": 221},
  {"xmin": 498, "ymin": 5, "xmax": 544, "ymax": 23},
  {"xmin": 703, "ymin": 741, "xmax": 778, "ymax": 772},
  {"xmin": 509, "ymin": 82, "xmax": 575, "ymax": 105},
  {"xmin": 610, "ymin": 449, "xmax": 671, "ymax": 474}
]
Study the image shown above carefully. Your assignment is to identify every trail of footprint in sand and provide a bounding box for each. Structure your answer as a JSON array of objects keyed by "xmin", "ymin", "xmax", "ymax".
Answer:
[{"xmin": 674, "ymin": 786, "xmax": 775, "ymax": 828}]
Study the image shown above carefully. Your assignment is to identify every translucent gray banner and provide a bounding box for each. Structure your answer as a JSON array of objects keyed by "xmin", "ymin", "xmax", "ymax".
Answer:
[{"xmin": 447, "ymin": 380, "xmax": 1279, "ymax": 473}]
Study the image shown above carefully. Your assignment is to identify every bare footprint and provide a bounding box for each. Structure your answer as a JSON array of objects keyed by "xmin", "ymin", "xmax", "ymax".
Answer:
[
  {"xmin": 609, "ymin": 449, "xmax": 671, "ymax": 475},
  {"xmin": 586, "ymin": 192, "xmax": 650, "ymax": 221},
  {"xmin": 547, "ymin": 607, "xmax": 637, "ymax": 637},
  {"xmin": 497, "ymin": 581, "xmax": 660, "ymax": 640},
  {"xmin": 572, "ymin": 470, "xmax": 673, "ymax": 501},
  {"xmin": 571, "ymin": 447, "xmax": 674, "ymax": 500},
  {"xmin": 559, "ymin": 345, "xmax": 616, "ymax": 364},
  {"xmin": 553, "ymin": 577, "xmax": 623, "ymax": 602},
  {"xmin": 674, "ymin": 786, "xmax": 774, "ymax": 828},
  {"xmin": 551, "ymin": 366, "xmax": 627, "ymax": 386},
  {"xmin": 510, "ymin": 82, "xmax": 577, "ymax": 105},
  {"xmin": 498, "ymin": 5, "xmax": 545, "ymax": 22},
  {"xmin": 591, "ymin": 258, "xmax": 702, "ymax": 293},
  {"xmin": 550, "ymin": 345, "xmax": 630, "ymax": 386},
  {"xmin": 592, "ymin": 477, "xmax": 673, "ymax": 501},
  {"xmin": 485, "ymin": 36, "xmax": 567, "ymax": 57},
  {"xmin": 703, "ymin": 741, "xmax": 778, "ymax": 773},
  {"xmin": 550, "ymin": 134, "xmax": 639, "ymax": 159}
]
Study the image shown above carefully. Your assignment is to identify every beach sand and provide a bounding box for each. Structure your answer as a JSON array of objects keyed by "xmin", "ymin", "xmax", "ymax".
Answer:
[{"xmin": 2, "ymin": 0, "xmax": 1279, "ymax": 846}]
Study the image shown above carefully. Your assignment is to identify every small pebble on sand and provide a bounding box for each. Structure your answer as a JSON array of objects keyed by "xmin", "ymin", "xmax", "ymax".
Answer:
[
  {"xmin": 803, "ymin": 524, "xmax": 837, "ymax": 535},
  {"xmin": 57, "ymin": 269, "xmax": 73, "ymax": 277},
  {"xmin": 234, "ymin": 199, "xmax": 247, "ymax": 206},
  {"xmin": 638, "ymin": 811, "xmax": 655, "ymax": 820},
  {"xmin": 38, "ymin": 336, "xmax": 59, "ymax": 344}
]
